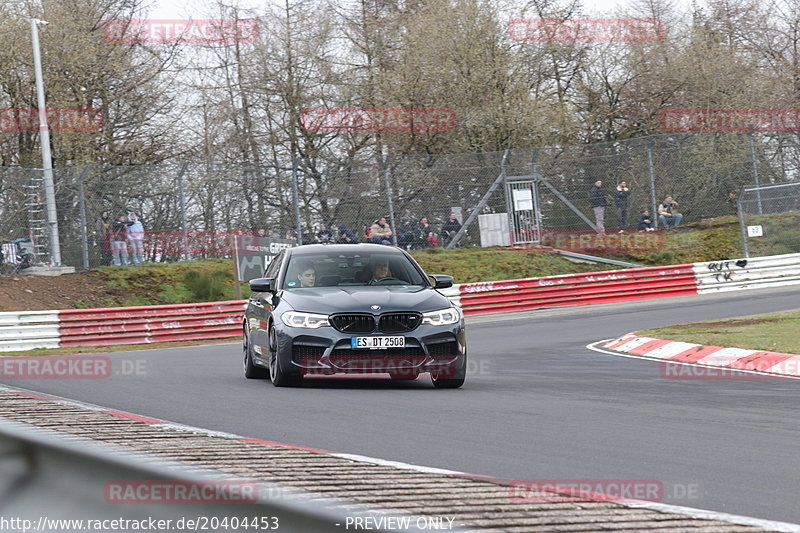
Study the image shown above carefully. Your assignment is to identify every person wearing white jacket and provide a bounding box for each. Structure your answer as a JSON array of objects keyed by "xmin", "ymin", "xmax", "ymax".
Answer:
[{"xmin": 126, "ymin": 212, "xmax": 146, "ymax": 264}]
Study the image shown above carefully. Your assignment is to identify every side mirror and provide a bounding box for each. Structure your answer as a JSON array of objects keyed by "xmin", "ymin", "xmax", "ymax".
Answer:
[
  {"xmin": 429, "ymin": 274, "xmax": 453, "ymax": 289},
  {"xmin": 249, "ymin": 277, "xmax": 276, "ymax": 293}
]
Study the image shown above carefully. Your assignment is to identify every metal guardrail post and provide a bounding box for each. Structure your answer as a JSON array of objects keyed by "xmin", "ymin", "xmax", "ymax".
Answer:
[{"xmin": 445, "ymin": 149, "xmax": 510, "ymax": 249}]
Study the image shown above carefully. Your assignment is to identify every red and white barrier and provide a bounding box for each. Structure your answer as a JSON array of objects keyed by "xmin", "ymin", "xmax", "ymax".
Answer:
[
  {"xmin": 448, "ymin": 264, "xmax": 698, "ymax": 315},
  {"xmin": 0, "ymin": 301, "xmax": 245, "ymax": 352},
  {"xmin": 2, "ymin": 252, "xmax": 799, "ymax": 351}
]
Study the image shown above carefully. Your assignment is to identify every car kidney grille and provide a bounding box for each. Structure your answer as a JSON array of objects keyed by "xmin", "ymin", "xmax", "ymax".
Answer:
[
  {"xmin": 330, "ymin": 314, "xmax": 375, "ymax": 333},
  {"xmin": 378, "ymin": 313, "xmax": 421, "ymax": 333}
]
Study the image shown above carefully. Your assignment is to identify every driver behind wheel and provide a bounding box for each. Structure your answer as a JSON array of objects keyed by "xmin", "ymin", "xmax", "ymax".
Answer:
[{"xmin": 368, "ymin": 259, "xmax": 392, "ymax": 282}]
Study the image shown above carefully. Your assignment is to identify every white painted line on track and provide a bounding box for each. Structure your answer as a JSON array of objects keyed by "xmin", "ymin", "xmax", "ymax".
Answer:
[
  {"xmin": 586, "ymin": 340, "xmax": 800, "ymax": 380},
  {"xmin": 3, "ymin": 381, "xmax": 800, "ymax": 531}
]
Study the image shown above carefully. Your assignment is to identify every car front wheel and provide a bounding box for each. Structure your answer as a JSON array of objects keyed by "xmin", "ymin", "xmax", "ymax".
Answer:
[
  {"xmin": 243, "ymin": 324, "xmax": 269, "ymax": 379},
  {"xmin": 268, "ymin": 326, "xmax": 303, "ymax": 387},
  {"xmin": 430, "ymin": 353, "xmax": 466, "ymax": 389}
]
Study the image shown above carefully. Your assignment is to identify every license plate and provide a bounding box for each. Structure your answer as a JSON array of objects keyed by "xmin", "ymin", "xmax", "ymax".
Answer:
[{"xmin": 351, "ymin": 336, "xmax": 405, "ymax": 349}]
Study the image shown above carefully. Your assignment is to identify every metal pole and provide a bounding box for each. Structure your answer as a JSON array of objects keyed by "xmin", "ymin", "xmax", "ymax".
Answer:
[
  {"xmin": 737, "ymin": 198, "xmax": 749, "ymax": 258},
  {"xmin": 445, "ymin": 149, "xmax": 511, "ymax": 249},
  {"xmin": 747, "ymin": 132, "xmax": 763, "ymax": 215},
  {"xmin": 646, "ymin": 138, "xmax": 658, "ymax": 229},
  {"xmin": 530, "ymin": 149, "xmax": 543, "ymax": 242},
  {"xmin": 176, "ymin": 162, "xmax": 190, "ymax": 260},
  {"xmin": 292, "ymin": 157, "xmax": 303, "ymax": 245},
  {"xmin": 382, "ymin": 154, "xmax": 398, "ymax": 246},
  {"xmin": 77, "ymin": 164, "xmax": 92, "ymax": 271},
  {"xmin": 31, "ymin": 19, "xmax": 61, "ymax": 266}
]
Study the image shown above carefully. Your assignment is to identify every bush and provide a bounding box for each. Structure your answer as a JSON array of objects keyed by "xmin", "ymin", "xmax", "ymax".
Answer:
[{"xmin": 183, "ymin": 270, "xmax": 232, "ymax": 302}]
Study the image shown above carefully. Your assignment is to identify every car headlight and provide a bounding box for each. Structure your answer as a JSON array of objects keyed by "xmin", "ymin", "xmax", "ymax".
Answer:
[
  {"xmin": 421, "ymin": 307, "xmax": 461, "ymax": 326},
  {"xmin": 281, "ymin": 311, "xmax": 330, "ymax": 328}
]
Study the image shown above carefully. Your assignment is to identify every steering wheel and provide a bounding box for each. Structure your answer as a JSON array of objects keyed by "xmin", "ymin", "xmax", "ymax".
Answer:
[{"xmin": 369, "ymin": 277, "xmax": 403, "ymax": 285}]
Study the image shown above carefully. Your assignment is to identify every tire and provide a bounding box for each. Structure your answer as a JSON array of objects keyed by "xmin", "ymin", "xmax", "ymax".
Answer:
[
  {"xmin": 431, "ymin": 353, "xmax": 466, "ymax": 389},
  {"xmin": 268, "ymin": 326, "xmax": 302, "ymax": 387},
  {"xmin": 243, "ymin": 324, "xmax": 270, "ymax": 379}
]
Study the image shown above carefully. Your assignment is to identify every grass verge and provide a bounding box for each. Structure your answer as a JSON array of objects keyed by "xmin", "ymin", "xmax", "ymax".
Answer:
[{"xmin": 638, "ymin": 308, "xmax": 800, "ymax": 354}]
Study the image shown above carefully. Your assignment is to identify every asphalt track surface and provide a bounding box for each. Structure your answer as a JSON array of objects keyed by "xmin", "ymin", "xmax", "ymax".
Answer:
[{"xmin": 4, "ymin": 286, "xmax": 800, "ymax": 525}]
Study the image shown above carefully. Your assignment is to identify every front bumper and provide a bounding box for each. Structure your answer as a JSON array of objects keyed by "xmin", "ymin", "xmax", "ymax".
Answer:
[{"xmin": 276, "ymin": 322, "xmax": 466, "ymax": 376}]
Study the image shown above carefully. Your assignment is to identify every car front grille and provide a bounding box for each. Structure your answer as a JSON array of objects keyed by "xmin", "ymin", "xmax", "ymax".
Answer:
[
  {"xmin": 427, "ymin": 341, "xmax": 459, "ymax": 357},
  {"xmin": 378, "ymin": 313, "xmax": 421, "ymax": 333},
  {"xmin": 331, "ymin": 313, "xmax": 422, "ymax": 333},
  {"xmin": 330, "ymin": 314, "xmax": 375, "ymax": 333}
]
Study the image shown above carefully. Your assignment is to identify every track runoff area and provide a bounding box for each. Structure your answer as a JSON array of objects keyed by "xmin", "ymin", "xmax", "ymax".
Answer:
[{"xmin": 2, "ymin": 287, "xmax": 800, "ymax": 531}]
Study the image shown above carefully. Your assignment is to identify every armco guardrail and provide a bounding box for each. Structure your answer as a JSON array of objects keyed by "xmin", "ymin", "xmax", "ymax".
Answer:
[
  {"xmin": 448, "ymin": 264, "xmax": 698, "ymax": 315},
  {"xmin": 0, "ymin": 300, "xmax": 245, "ymax": 352},
  {"xmin": 0, "ymin": 417, "xmax": 408, "ymax": 532},
  {"xmin": 3, "ymin": 253, "xmax": 799, "ymax": 352},
  {"xmin": 694, "ymin": 252, "xmax": 800, "ymax": 293}
]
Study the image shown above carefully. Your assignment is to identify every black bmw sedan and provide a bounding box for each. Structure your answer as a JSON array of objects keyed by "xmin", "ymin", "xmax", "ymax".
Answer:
[{"xmin": 243, "ymin": 243, "xmax": 466, "ymax": 388}]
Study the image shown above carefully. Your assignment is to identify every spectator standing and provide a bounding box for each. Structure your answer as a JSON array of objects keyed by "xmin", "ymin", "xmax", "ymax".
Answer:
[
  {"xmin": 126, "ymin": 212, "xmax": 145, "ymax": 264},
  {"xmin": 256, "ymin": 228, "xmax": 267, "ymax": 238},
  {"xmin": 110, "ymin": 214, "xmax": 133, "ymax": 266},
  {"xmin": 637, "ymin": 208, "xmax": 655, "ymax": 231},
  {"xmin": 614, "ymin": 181, "xmax": 631, "ymax": 232},
  {"xmin": 440, "ymin": 212, "xmax": 462, "ymax": 246},
  {"xmin": 94, "ymin": 211, "xmax": 113, "ymax": 266},
  {"xmin": 316, "ymin": 223, "xmax": 334, "ymax": 244},
  {"xmin": 658, "ymin": 195, "xmax": 683, "ymax": 228},
  {"xmin": 589, "ymin": 180, "xmax": 607, "ymax": 235},
  {"xmin": 370, "ymin": 217, "xmax": 393, "ymax": 245}
]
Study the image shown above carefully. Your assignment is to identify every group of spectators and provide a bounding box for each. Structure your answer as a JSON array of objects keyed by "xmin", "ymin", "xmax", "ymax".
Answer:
[
  {"xmin": 264, "ymin": 213, "xmax": 464, "ymax": 250},
  {"xmin": 589, "ymin": 180, "xmax": 682, "ymax": 235},
  {"xmin": 94, "ymin": 211, "xmax": 145, "ymax": 266}
]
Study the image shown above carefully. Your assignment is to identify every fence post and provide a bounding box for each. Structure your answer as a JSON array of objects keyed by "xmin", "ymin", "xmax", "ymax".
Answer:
[
  {"xmin": 292, "ymin": 157, "xmax": 303, "ymax": 245},
  {"xmin": 737, "ymin": 198, "xmax": 749, "ymax": 258},
  {"xmin": 445, "ymin": 149, "xmax": 510, "ymax": 249},
  {"xmin": 176, "ymin": 162, "xmax": 190, "ymax": 260},
  {"xmin": 530, "ymin": 149, "xmax": 543, "ymax": 241},
  {"xmin": 382, "ymin": 154, "xmax": 398, "ymax": 246},
  {"xmin": 747, "ymin": 132, "xmax": 763, "ymax": 215},
  {"xmin": 646, "ymin": 138, "xmax": 658, "ymax": 229},
  {"xmin": 77, "ymin": 164, "xmax": 92, "ymax": 271}
]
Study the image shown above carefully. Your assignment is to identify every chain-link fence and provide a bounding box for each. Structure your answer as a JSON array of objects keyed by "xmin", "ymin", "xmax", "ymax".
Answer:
[
  {"xmin": 739, "ymin": 182, "xmax": 800, "ymax": 258},
  {"xmin": 3, "ymin": 131, "xmax": 799, "ymax": 269}
]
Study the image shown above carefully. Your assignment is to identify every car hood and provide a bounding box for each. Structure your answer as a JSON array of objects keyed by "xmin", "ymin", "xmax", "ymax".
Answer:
[{"xmin": 280, "ymin": 286, "xmax": 452, "ymax": 314}]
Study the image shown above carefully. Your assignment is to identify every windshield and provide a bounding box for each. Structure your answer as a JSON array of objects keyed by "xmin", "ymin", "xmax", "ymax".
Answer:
[{"xmin": 283, "ymin": 251, "xmax": 427, "ymax": 289}]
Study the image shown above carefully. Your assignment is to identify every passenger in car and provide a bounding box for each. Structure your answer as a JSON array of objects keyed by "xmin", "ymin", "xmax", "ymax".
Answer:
[{"xmin": 296, "ymin": 263, "xmax": 317, "ymax": 287}]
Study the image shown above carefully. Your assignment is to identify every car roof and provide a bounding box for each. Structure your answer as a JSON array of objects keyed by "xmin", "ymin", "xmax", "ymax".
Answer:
[{"xmin": 289, "ymin": 243, "xmax": 406, "ymax": 256}]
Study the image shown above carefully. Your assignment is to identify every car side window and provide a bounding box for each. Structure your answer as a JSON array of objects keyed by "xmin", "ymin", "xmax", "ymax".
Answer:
[{"xmin": 264, "ymin": 251, "xmax": 284, "ymax": 279}]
